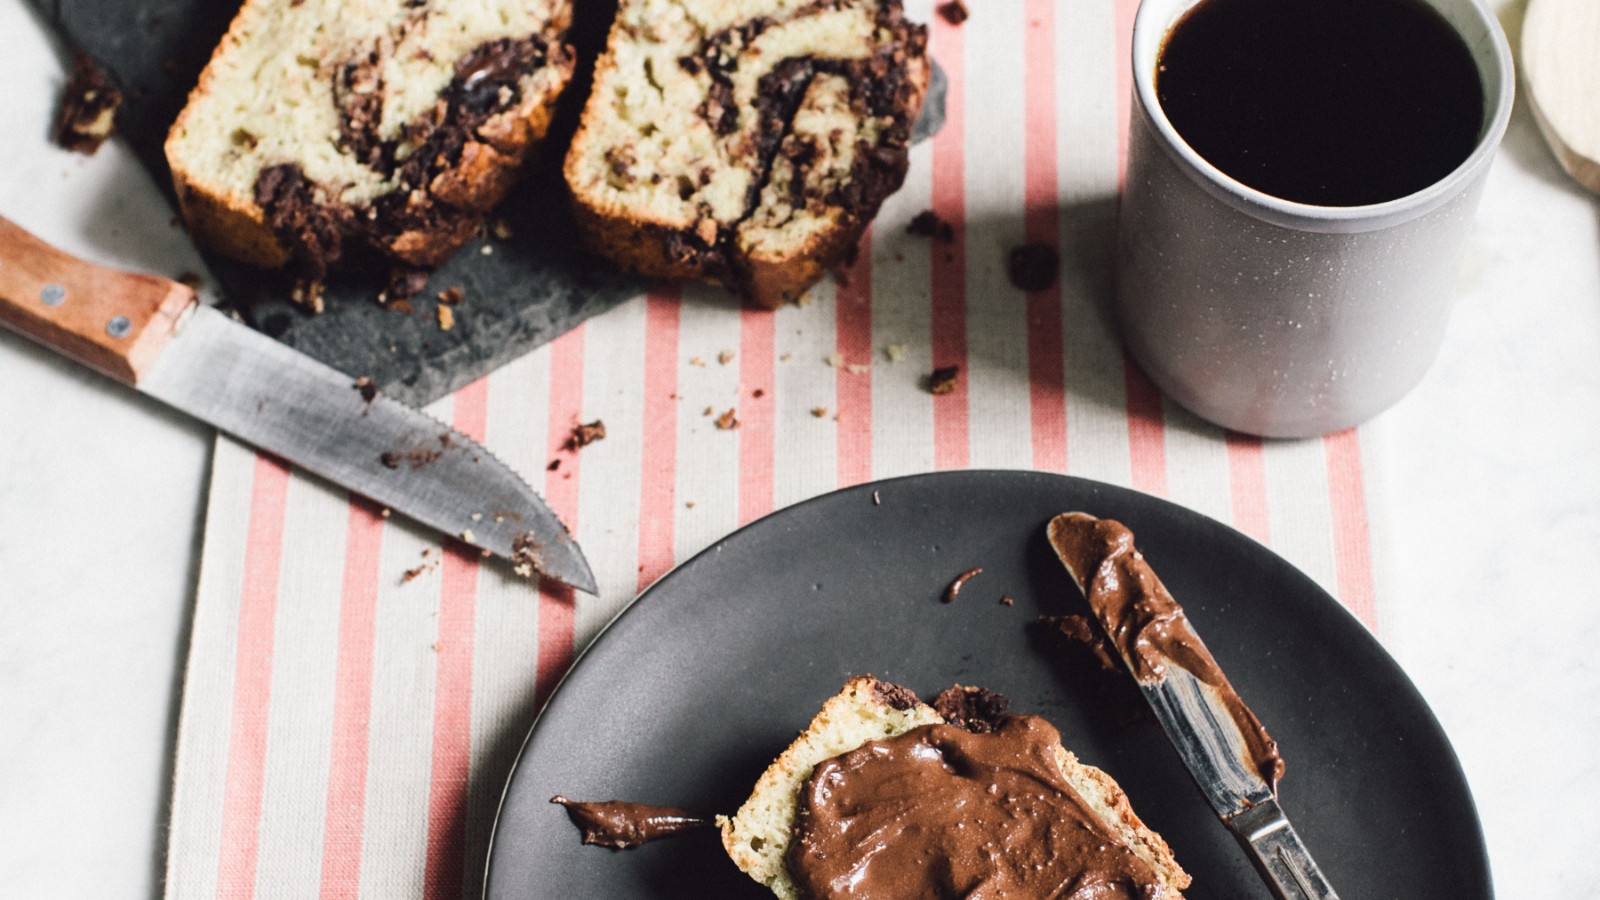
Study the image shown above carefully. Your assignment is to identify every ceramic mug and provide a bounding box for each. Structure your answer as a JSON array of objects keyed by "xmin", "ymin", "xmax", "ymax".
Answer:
[{"xmin": 1115, "ymin": 0, "xmax": 1514, "ymax": 438}]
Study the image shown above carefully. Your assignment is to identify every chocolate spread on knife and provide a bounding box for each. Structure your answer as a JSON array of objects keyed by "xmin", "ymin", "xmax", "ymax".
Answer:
[
  {"xmin": 1047, "ymin": 513, "xmax": 1286, "ymax": 787},
  {"xmin": 548, "ymin": 796, "xmax": 712, "ymax": 850},
  {"xmin": 788, "ymin": 715, "xmax": 1166, "ymax": 899}
]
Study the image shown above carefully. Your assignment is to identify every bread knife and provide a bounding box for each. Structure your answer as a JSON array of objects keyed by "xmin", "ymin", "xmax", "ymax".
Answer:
[
  {"xmin": 0, "ymin": 214, "xmax": 595, "ymax": 594},
  {"xmin": 1047, "ymin": 512, "xmax": 1338, "ymax": 900}
]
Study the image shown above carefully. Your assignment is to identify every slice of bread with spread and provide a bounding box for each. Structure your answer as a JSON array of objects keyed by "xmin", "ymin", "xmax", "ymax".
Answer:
[
  {"xmin": 564, "ymin": 0, "xmax": 929, "ymax": 308},
  {"xmin": 719, "ymin": 675, "xmax": 1190, "ymax": 899},
  {"xmin": 165, "ymin": 0, "xmax": 576, "ymax": 277}
]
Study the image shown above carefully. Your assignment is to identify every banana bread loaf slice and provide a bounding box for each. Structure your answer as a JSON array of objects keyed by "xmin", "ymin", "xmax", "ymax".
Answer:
[
  {"xmin": 165, "ymin": 0, "xmax": 576, "ymax": 277},
  {"xmin": 565, "ymin": 0, "xmax": 929, "ymax": 309},
  {"xmin": 719, "ymin": 676, "xmax": 1191, "ymax": 899}
]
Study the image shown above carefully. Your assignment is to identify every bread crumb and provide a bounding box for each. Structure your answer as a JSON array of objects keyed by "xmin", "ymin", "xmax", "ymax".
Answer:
[
  {"xmin": 52, "ymin": 49, "xmax": 122, "ymax": 155},
  {"xmin": 490, "ymin": 218, "xmax": 513, "ymax": 240},
  {"xmin": 846, "ymin": 363, "xmax": 870, "ymax": 375},
  {"xmin": 714, "ymin": 408, "xmax": 740, "ymax": 430},
  {"xmin": 885, "ymin": 343, "xmax": 909, "ymax": 363},
  {"xmin": 686, "ymin": 500, "xmax": 697, "ymax": 509},
  {"xmin": 461, "ymin": 528, "xmax": 476, "ymax": 544},
  {"xmin": 565, "ymin": 419, "xmax": 606, "ymax": 450},
  {"xmin": 437, "ymin": 304, "xmax": 455, "ymax": 331},
  {"xmin": 690, "ymin": 356, "xmax": 706, "ymax": 367},
  {"xmin": 353, "ymin": 377, "xmax": 377, "ymax": 403},
  {"xmin": 825, "ymin": 353, "xmax": 844, "ymax": 368},
  {"xmin": 437, "ymin": 286, "xmax": 463, "ymax": 305},
  {"xmin": 796, "ymin": 292, "xmax": 814, "ymax": 307},
  {"xmin": 780, "ymin": 353, "xmax": 792, "ymax": 362},
  {"xmin": 703, "ymin": 406, "xmax": 714, "ymax": 416},
  {"xmin": 811, "ymin": 406, "xmax": 828, "ymax": 418},
  {"xmin": 719, "ymin": 350, "xmax": 735, "ymax": 365},
  {"xmin": 401, "ymin": 547, "xmax": 438, "ymax": 583},
  {"xmin": 480, "ymin": 244, "xmax": 494, "ymax": 255},
  {"xmin": 928, "ymin": 365, "xmax": 961, "ymax": 395},
  {"xmin": 291, "ymin": 278, "xmax": 326, "ymax": 314}
]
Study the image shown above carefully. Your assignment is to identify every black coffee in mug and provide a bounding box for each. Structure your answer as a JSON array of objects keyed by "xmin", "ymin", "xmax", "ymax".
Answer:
[{"xmin": 1156, "ymin": 0, "xmax": 1484, "ymax": 207}]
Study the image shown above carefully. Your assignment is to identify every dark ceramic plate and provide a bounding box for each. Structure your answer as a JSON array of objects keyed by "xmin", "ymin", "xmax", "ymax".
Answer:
[{"xmin": 484, "ymin": 471, "xmax": 1490, "ymax": 899}]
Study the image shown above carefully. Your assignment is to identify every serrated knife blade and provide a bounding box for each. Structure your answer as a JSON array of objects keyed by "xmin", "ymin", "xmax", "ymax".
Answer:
[
  {"xmin": 0, "ymin": 215, "xmax": 594, "ymax": 594},
  {"xmin": 1047, "ymin": 512, "xmax": 1337, "ymax": 900}
]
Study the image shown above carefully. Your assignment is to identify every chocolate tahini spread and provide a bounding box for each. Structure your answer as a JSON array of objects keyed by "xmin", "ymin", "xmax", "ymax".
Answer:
[
  {"xmin": 787, "ymin": 715, "xmax": 1167, "ymax": 899},
  {"xmin": 548, "ymin": 796, "xmax": 712, "ymax": 850},
  {"xmin": 1047, "ymin": 512, "xmax": 1285, "ymax": 787}
]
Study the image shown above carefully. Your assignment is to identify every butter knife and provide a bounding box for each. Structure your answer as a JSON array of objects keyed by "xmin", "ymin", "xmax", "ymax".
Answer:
[
  {"xmin": 1047, "ymin": 512, "xmax": 1337, "ymax": 900},
  {"xmin": 0, "ymin": 214, "xmax": 595, "ymax": 593}
]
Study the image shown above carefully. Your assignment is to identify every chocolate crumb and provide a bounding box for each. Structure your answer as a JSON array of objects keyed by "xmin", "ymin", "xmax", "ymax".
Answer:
[
  {"xmin": 872, "ymin": 679, "xmax": 922, "ymax": 711},
  {"xmin": 390, "ymin": 299, "xmax": 415, "ymax": 316},
  {"xmin": 52, "ymin": 48, "xmax": 122, "ymax": 155},
  {"xmin": 437, "ymin": 286, "xmax": 463, "ymax": 305},
  {"xmin": 1008, "ymin": 244, "xmax": 1060, "ymax": 292},
  {"xmin": 714, "ymin": 408, "xmax": 740, "ymax": 430},
  {"xmin": 176, "ymin": 271, "xmax": 203, "ymax": 291},
  {"xmin": 406, "ymin": 447, "xmax": 443, "ymax": 468},
  {"xmin": 933, "ymin": 686, "xmax": 1010, "ymax": 733},
  {"xmin": 378, "ymin": 269, "xmax": 429, "ymax": 305},
  {"xmin": 565, "ymin": 419, "xmax": 606, "ymax": 451},
  {"xmin": 937, "ymin": 0, "xmax": 970, "ymax": 25},
  {"xmin": 379, "ymin": 451, "xmax": 402, "ymax": 469},
  {"xmin": 353, "ymin": 377, "xmax": 377, "ymax": 403},
  {"xmin": 1040, "ymin": 614, "xmax": 1121, "ymax": 672},
  {"xmin": 547, "ymin": 459, "xmax": 561, "ymax": 471},
  {"xmin": 906, "ymin": 209, "xmax": 954, "ymax": 242},
  {"xmin": 942, "ymin": 566, "xmax": 983, "ymax": 603},
  {"xmin": 752, "ymin": 388, "xmax": 765, "ymax": 398},
  {"xmin": 928, "ymin": 365, "xmax": 961, "ymax": 395}
]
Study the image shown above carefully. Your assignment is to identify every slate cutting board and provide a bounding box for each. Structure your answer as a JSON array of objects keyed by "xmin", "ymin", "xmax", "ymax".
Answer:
[{"xmin": 29, "ymin": 0, "xmax": 946, "ymax": 406}]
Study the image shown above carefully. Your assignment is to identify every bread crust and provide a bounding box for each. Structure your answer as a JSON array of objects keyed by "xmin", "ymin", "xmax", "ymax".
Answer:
[{"xmin": 165, "ymin": 3, "xmax": 575, "ymax": 274}]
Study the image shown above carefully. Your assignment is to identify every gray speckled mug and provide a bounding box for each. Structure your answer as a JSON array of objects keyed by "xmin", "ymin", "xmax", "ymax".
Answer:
[{"xmin": 1116, "ymin": 0, "xmax": 1514, "ymax": 438}]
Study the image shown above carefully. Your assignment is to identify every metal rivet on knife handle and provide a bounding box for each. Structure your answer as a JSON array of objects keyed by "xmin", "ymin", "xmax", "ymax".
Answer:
[{"xmin": 0, "ymin": 215, "xmax": 194, "ymax": 384}]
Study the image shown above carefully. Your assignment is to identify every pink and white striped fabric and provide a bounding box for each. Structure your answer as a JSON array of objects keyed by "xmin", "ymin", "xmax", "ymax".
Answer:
[{"xmin": 165, "ymin": 1, "xmax": 1388, "ymax": 896}]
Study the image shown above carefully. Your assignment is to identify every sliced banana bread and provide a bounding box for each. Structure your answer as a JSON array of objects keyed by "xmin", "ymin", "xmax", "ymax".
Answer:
[
  {"xmin": 719, "ymin": 675, "xmax": 1191, "ymax": 899},
  {"xmin": 165, "ymin": 0, "xmax": 576, "ymax": 276},
  {"xmin": 565, "ymin": 0, "xmax": 929, "ymax": 308}
]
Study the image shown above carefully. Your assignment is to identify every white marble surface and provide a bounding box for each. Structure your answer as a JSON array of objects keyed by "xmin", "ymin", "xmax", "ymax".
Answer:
[{"xmin": 1, "ymin": 1, "xmax": 1596, "ymax": 897}]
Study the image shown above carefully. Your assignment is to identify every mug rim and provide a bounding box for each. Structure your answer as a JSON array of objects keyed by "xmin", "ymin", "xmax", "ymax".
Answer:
[{"xmin": 1131, "ymin": 0, "xmax": 1516, "ymax": 233}]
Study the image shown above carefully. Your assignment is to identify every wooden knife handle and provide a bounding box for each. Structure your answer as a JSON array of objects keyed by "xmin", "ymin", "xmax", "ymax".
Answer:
[{"xmin": 0, "ymin": 214, "xmax": 196, "ymax": 385}]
